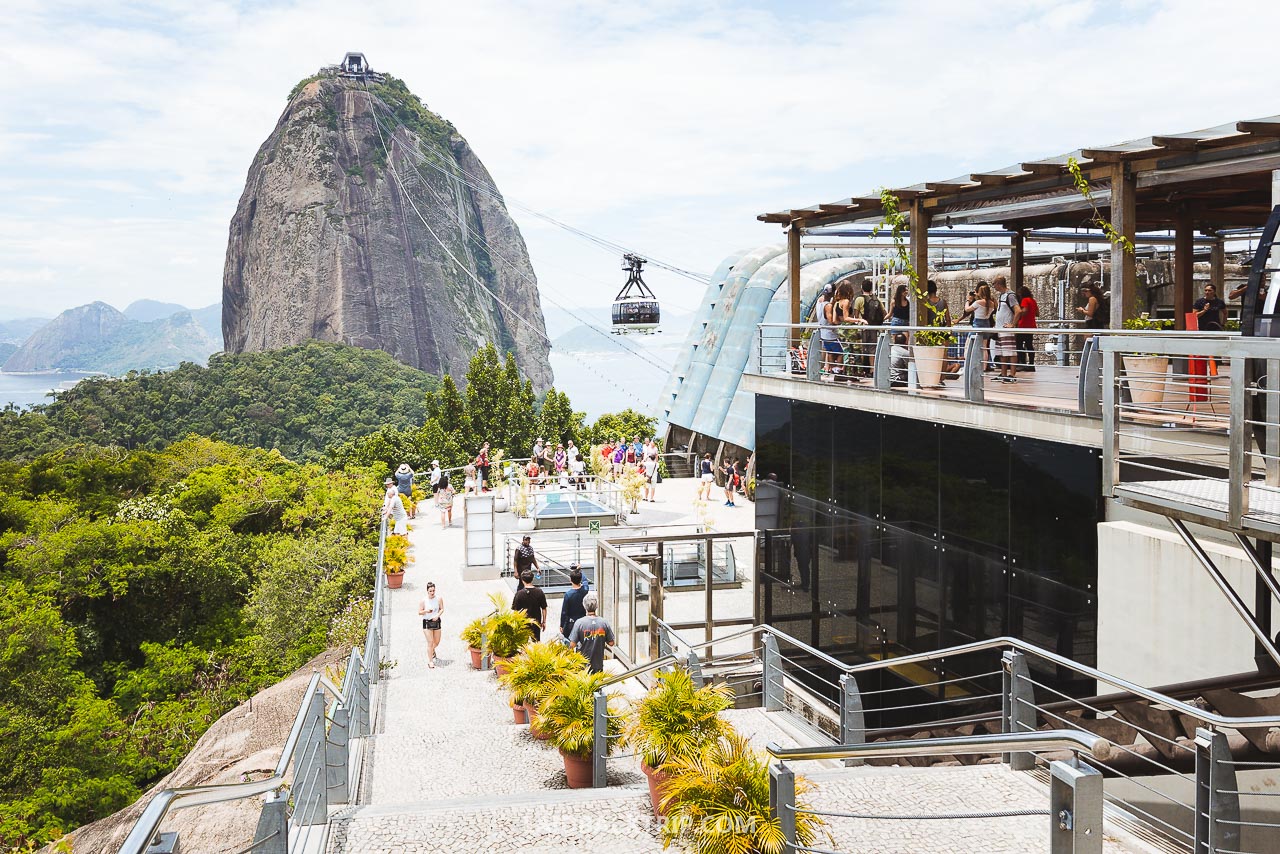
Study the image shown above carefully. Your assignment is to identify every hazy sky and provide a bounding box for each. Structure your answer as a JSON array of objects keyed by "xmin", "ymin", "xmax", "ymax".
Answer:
[{"xmin": 3, "ymin": 0, "xmax": 1279, "ymax": 321}]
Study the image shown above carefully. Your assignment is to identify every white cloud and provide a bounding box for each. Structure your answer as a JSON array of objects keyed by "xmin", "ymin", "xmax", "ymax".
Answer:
[{"xmin": 2, "ymin": 0, "xmax": 1279, "ymax": 320}]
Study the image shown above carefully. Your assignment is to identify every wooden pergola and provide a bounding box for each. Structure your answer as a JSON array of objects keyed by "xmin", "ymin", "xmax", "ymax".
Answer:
[{"xmin": 761, "ymin": 116, "xmax": 1280, "ymax": 330}]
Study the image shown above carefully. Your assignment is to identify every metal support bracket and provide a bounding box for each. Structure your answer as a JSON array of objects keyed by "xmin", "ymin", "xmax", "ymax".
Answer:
[
  {"xmin": 294, "ymin": 687, "xmax": 329, "ymax": 826},
  {"xmin": 1002, "ymin": 650, "xmax": 1036, "ymax": 770},
  {"xmin": 839, "ymin": 674, "xmax": 866, "ymax": 767},
  {"xmin": 1080, "ymin": 337, "xmax": 1102, "ymax": 417},
  {"xmin": 249, "ymin": 789, "xmax": 288, "ymax": 854},
  {"xmin": 873, "ymin": 332, "xmax": 891, "ymax": 390},
  {"xmin": 762, "ymin": 633, "xmax": 784, "ymax": 712},
  {"xmin": 1049, "ymin": 759, "xmax": 1103, "ymax": 854},
  {"xmin": 686, "ymin": 649, "xmax": 704, "ymax": 688},
  {"xmin": 769, "ymin": 761, "xmax": 796, "ymax": 852},
  {"xmin": 963, "ymin": 332, "xmax": 985, "ymax": 402},
  {"xmin": 592, "ymin": 690, "xmax": 607, "ymax": 789},
  {"xmin": 327, "ymin": 704, "xmax": 350, "ymax": 805},
  {"xmin": 1195, "ymin": 727, "xmax": 1241, "ymax": 853}
]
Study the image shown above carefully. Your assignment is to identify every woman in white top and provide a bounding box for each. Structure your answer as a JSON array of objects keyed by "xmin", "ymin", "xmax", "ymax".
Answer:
[
  {"xmin": 463, "ymin": 463, "xmax": 478, "ymax": 495},
  {"xmin": 964, "ymin": 283, "xmax": 996, "ymax": 371},
  {"xmin": 418, "ymin": 582, "xmax": 444, "ymax": 668},
  {"xmin": 383, "ymin": 478, "xmax": 408, "ymax": 535},
  {"xmin": 569, "ymin": 453, "xmax": 586, "ymax": 490},
  {"xmin": 642, "ymin": 439, "xmax": 659, "ymax": 502}
]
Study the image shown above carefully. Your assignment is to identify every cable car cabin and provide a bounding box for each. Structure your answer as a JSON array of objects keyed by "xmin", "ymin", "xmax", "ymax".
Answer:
[
  {"xmin": 611, "ymin": 253, "xmax": 661, "ymax": 334},
  {"xmin": 612, "ymin": 297, "xmax": 661, "ymax": 332}
]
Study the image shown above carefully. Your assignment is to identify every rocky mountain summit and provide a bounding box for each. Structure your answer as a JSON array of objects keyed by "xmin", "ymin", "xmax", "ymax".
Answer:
[
  {"xmin": 3, "ymin": 301, "xmax": 221, "ymax": 373},
  {"xmin": 222, "ymin": 69, "xmax": 553, "ymax": 390}
]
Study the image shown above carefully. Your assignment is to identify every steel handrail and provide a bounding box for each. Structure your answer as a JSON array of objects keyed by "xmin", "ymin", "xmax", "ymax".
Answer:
[
  {"xmin": 635, "ymin": 618, "xmax": 1280, "ymax": 731},
  {"xmin": 758, "ymin": 322, "xmax": 1241, "ymax": 338},
  {"xmin": 765, "ymin": 729, "xmax": 1112, "ymax": 763}
]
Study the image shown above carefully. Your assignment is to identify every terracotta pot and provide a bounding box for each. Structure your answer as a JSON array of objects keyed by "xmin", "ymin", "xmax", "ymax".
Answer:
[
  {"xmin": 560, "ymin": 749, "xmax": 595, "ymax": 789},
  {"xmin": 512, "ymin": 704, "xmax": 528, "ymax": 724},
  {"xmin": 386, "ymin": 571, "xmax": 405, "ymax": 589},
  {"xmin": 641, "ymin": 761, "xmax": 671, "ymax": 816},
  {"xmin": 493, "ymin": 656, "xmax": 512, "ymax": 677},
  {"xmin": 468, "ymin": 647, "xmax": 483, "ymax": 670},
  {"xmin": 526, "ymin": 703, "xmax": 551, "ymax": 740}
]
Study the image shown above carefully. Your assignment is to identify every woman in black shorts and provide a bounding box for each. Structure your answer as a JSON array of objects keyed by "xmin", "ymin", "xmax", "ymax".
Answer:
[{"xmin": 418, "ymin": 582, "xmax": 444, "ymax": 668}]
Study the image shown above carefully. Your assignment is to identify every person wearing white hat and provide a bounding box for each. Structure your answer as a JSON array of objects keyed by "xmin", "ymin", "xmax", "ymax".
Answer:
[
  {"xmin": 394, "ymin": 463, "xmax": 416, "ymax": 518},
  {"xmin": 428, "ymin": 460, "xmax": 444, "ymax": 494}
]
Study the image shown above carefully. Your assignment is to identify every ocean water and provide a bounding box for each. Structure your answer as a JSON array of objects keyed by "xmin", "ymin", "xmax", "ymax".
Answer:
[{"xmin": 0, "ymin": 371, "xmax": 97, "ymax": 409}]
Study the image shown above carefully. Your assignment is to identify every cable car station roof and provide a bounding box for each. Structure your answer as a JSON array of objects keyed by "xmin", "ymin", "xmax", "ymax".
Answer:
[{"xmin": 759, "ymin": 115, "xmax": 1280, "ymax": 231}]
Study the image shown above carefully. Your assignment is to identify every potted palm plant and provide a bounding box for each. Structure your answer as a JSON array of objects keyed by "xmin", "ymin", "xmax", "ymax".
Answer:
[
  {"xmin": 499, "ymin": 641, "xmax": 587, "ymax": 726},
  {"xmin": 539, "ymin": 670, "xmax": 624, "ymax": 788},
  {"xmin": 460, "ymin": 615, "xmax": 490, "ymax": 670},
  {"xmin": 484, "ymin": 592, "xmax": 533, "ymax": 675},
  {"xmin": 659, "ymin": 730, "xmax": 829, "ymax": 853},
  {"xmin": 626, "ymin": 668, "xmax": 734, "ymax": 816},
  {"xmin": 514, "ymin": 472, "xmax": 536, "ymax": 531},
  {"xmin": 383, "ymin": 533, "xmax": 409, "ymax": 589}
]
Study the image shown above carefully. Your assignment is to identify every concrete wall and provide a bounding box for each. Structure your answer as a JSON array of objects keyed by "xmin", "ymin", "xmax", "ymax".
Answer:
[{"xmin": 1098, "ymin": 520, "xmax": 1258, "ymax": 687}]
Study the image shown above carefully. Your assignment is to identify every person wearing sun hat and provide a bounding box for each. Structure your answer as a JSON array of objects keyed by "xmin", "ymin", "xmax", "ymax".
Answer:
[{"xmin": 394, "ymin": 463, "xmax": 416, "ymax": 518}]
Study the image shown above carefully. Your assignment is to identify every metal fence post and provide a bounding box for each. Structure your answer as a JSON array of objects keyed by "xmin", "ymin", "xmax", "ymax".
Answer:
[
  {"xmin": 839, "ymin": 674, "xmax": 865, "ymax": 767},
  {"xmin": 962, "ymin": 331, "xmax": 985, "ymax": 402},
  {"xmin": 769, "ymin": 761, "xmax": 796, "ymax": 853},
  {"xmin": 250, "ymin": 788, "xmax": 289, "ymax": 854},
  {"xmin": 355, "ymin": 665, "xmax": 370, "ymax": 738},
  {"xmin": 686, "ymin": 650, "xmax": 705, "ymax": 688},
  {"xmin": 327, "ymin": 703, "xmax": 350, "ymax": 805},
  {"xmin": 592, "ymin": 689, "xmax": 608, "ymax": 789},
  {"xmin": 762, "ymin": 633, "xmax": 784, "ymax": 712},
  {"xmin": 480, "ymin": 631, "xmax": 492, "ymax": 671},
  {"xmin": 1001, "ymin": 650, "xmax": 1036, "ymax": 770},
  {"xmin": 294, "ymin": 687, "xmax": 329, "ymax": 825},
  {"xmin": 1080, "ymin": 337, "xmax": 1102, "ymax": 417},
  {"xmin": 1100, "ymin": 344, "xmax": 1117, "ymax": 493},
  {"xmin": 1195, "ymin": 727, "xmax": 1241, "ymax": 854},
  {"xmin": 1049, "ymin": 759, "xmax": 1102, "ymax": 854},
  {"xmin": 873, "ymin": 331, "xmax": 891, "ymax": 389}
]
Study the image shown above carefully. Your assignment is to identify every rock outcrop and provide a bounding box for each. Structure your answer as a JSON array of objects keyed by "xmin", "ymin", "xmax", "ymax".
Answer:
[
  {"xmin": 3, "ymin": 302, "xmax": 221, "ymax": 373},
  {"xmin": 222, "ymin": 71, "xmax": 553, "ymax": 390}
]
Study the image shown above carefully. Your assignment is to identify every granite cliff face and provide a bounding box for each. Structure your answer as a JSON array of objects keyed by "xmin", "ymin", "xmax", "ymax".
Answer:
[{"xmin": 222, "ymin": 73, "xmax": 553, "ymax": 390}]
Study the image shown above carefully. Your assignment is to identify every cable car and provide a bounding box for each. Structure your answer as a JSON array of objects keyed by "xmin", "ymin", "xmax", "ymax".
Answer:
[{"xmin": 611, "ymin": 253, "xmax": 661, "ymax": 334}]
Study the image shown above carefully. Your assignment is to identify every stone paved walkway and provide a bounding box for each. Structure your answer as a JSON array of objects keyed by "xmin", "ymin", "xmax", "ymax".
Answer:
[{"xmin": 326, "ymin": 490, "xmax": 1159, "ymax": 854}]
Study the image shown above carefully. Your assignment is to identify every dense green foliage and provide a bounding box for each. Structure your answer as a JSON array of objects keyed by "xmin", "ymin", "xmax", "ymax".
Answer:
[
  {"xmin": 0, "ymin": 438, "xmax": 381, "ymax": 846},
  {"xmin": 0, "ymin": 341, "xmax": 438, "ymax": 463},
  {"xmin": 325, "ymin": 343, "xmax": 593, "ymax": 477}
]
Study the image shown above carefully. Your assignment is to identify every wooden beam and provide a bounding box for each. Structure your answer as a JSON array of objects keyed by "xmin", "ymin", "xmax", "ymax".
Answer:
[
  {"xmin": 758, "ymin": 212, "xmax": 791, "ymax": 224},
  {"xmin": 1237, "ymin": 120, "xmax": 1280, "ymax": 136},
  {"xmin": 1173, "ymin": 207, "xmax": 1194, "ymax": 329},
  {"xmin": 788, "ymin": 223, "xmax": 802, "ymax": 347},
  {"xmin": 924, "ymin": 181, "xmax": 978, "ymax": 192},
  {"xmin": 1020, "ymin": 162, "xmax": 1070, "ymax": 176},
  {"xmin": 1110, "ymin": 162, "xmax": 1137, "ymax": 329},
  {"xmin": 1151, "ymin": 135, "xmax": 1203, "ymax": 151}
]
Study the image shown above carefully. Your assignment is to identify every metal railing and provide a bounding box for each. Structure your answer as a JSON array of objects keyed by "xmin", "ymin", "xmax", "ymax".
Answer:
[
  {"xmin": 1099, "ymin": 333, "xmax": 1280, "ymax": 534},
  {"xmin": 117, "ymin": 519, "xmax": 391, "ymax": 854},
  {"xmin": 755, "ymin": 321, "xmax": 1241, "ymax": 420},
  {"xmin": 767, "ymin": 733, "xmax": 1107, "ymax": 854},
  {"xmin": 605, "ymin": 620, "xmax": 1280, "ymax": 852}
]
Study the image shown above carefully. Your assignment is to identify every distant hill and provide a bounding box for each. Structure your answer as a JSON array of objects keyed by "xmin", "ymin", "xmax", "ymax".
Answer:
[
  {"xmin": 551, "ymin": 309, "xmax": 692, "ymax": 354},
  {"xmin": 124, "ymin": 299, "xmax": 189, "ymax": 322},
  {"xmin": 0, "ymin": 316, "xmax": 51, "ymax": 346},
  {"xmin": 3, "ymin": 301, "xmax": 222, "ymax": 373},
  {"xmin": 0, "ymin": 342, "xmax": 16, "ymax": 363},
  {"xmin": 190, "ymin": 303, "xmax": 223, "ymax": 342}
]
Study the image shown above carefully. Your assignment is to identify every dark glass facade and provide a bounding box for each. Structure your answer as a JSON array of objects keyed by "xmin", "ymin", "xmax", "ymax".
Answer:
[{"xmin": 754, "ymin": 395, "xmax": 1102, "ymax": 728}]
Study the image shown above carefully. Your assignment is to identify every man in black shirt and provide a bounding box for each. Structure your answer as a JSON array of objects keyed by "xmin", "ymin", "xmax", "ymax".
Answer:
[
  {"xmin": 511, "ymin": 570, "xmax": 547, "ymax": 641},
  {"xmin": 559, "ymin": 566, "xmax": 590, "ymax": 639},
  {"xmin": 1193, "ymin": 284, "xmax": 1227, "ymax": 331},
  {"xmin": 513, "ymin": 535, "xmax": 538, "ymax": 578}
]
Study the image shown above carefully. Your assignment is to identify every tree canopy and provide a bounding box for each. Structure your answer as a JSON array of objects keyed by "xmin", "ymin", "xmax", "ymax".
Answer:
[{"xmin": 0, "ymin": 340, "xmax": 439, "ymax": 462}]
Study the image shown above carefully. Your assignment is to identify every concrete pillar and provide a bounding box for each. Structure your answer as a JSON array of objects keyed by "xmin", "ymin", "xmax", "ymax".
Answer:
[
  {"xmin": 1109, "ymin": 163, "xmax": 1137, "ymax": 328},
  {"xmin": 1174, "ymin": 207, "xmax": 1194, "ymax": 329}
]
